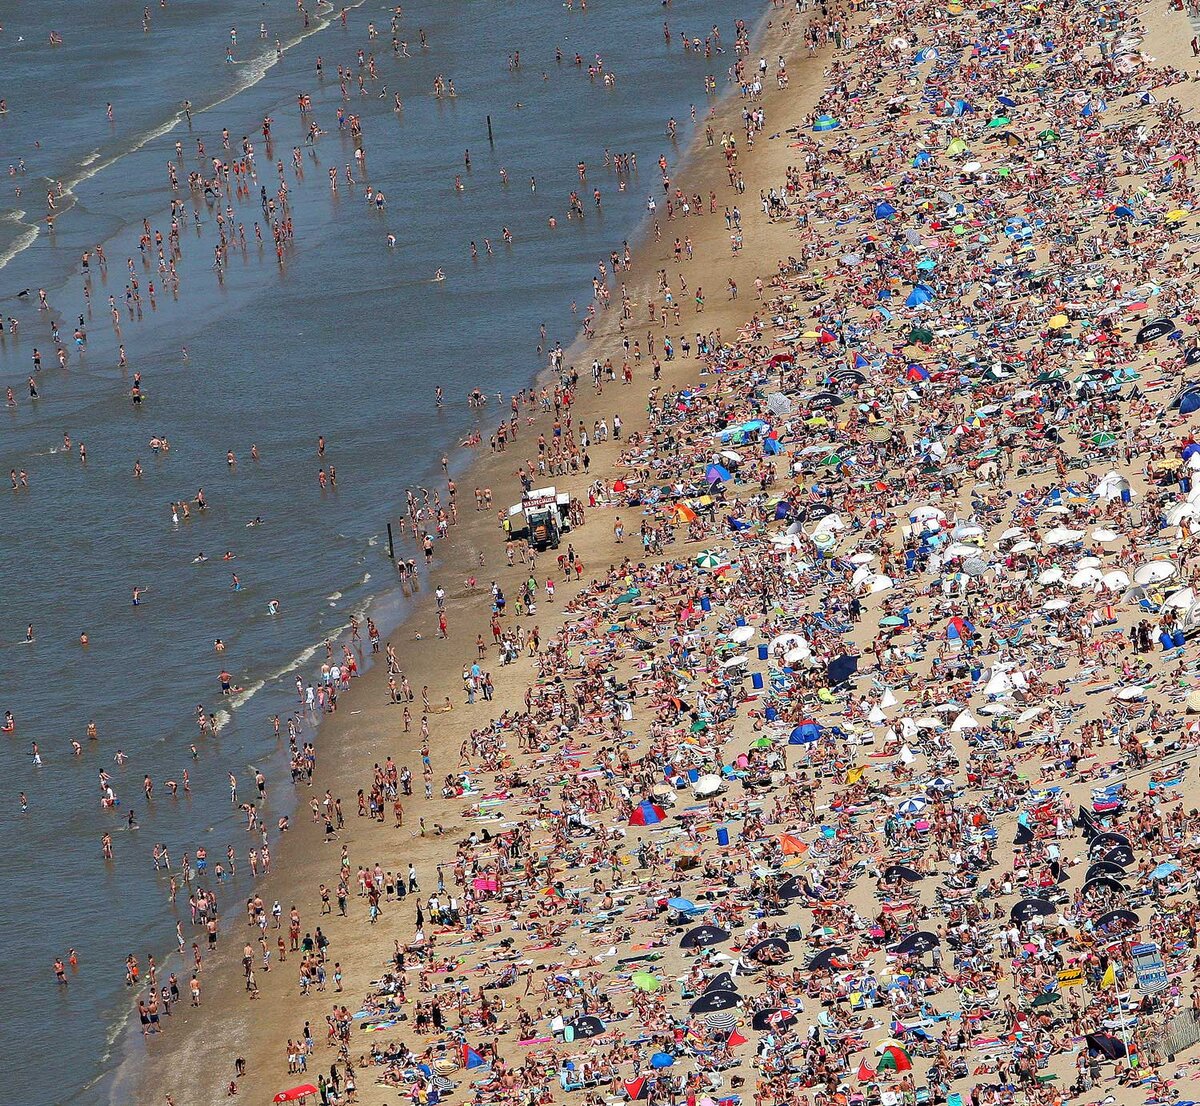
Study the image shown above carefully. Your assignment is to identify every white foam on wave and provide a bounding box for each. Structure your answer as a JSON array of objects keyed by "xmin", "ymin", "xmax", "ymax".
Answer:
[{"xmin": 0, "ymin": 224, "xmax": 39, "ymax": 273}]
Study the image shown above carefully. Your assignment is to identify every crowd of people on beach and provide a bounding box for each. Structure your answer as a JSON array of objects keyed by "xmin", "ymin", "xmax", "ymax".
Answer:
[{"xmin": 18, "ymin": 0, "xmax": 1200, "ymax": 1103}]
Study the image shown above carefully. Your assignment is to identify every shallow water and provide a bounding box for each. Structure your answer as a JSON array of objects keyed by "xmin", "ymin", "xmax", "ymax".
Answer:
[{"xmin": 0, "ymin": 0, "xmax": 743, "ymax": 1101}]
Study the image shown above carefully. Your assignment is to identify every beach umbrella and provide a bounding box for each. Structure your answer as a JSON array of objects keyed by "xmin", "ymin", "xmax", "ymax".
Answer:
[
  {"xmin": 704, "ymin": 1009, "xmax": 739, "ymax": 1035},
  {"xmin": 625, "ymin": 1077, "xmax": 650, "ymax": 1100},
  {"xmin": 274, "ymin": 1087, "xmax": 319, "ymax": 1103},
  {"xmin": 667, "ymin": 896, "xmax": 697, "ymax": 912},
  {"xmin": 1095, "ymin": 909, "xmax": 1139, "ymax": 929},
  {"xmin": 570, "ymin": 1015, "xmax": 606, "ymax": 1038},
  {"xmin": 777, "ymin": 875, "xmax": 804, "ymax": 900},
  {"xmin": 650, "ymin": 1053, "xmax": 675, "ymax": 1068},
  {"xmin": 1137, "ymin": 318, "xmax": 1176, "ymax": 343},
  {"xmin": 1100, "ymin": 845, "xmax": 1136, "ymax": 866},
  {"xmin": 893, "ymin": 931, "xmax": 940, "ymax": 955},
  {"xmin": 680, "ymin": 924, "xmax": 730, "ymax": 949},
  {"xmin": 690, "ymin": 988, "xmax": 740, "ymax": 1014},
  {"xmin": 779, "ymin": 833, "xmax": 808, "ymax": 856},
  {"xmin": 1085, "ymin": 861, "xmax": 1127, "ymax": 881},
  {"xmin": 1082, "ymin": 876, "xmax": 1126, "ymax": 896},
  {"xmin": 1030, "ymin": 992, "xmax": 1062, "ymax": 1008},
  {"xmin": 1134, "ymin": 561, "xmax": 1177, "ymax": 585},
  {"xmin": 813, "ymin": 115, "xmax": 841, "ymax": 131},
  {"xmin": 751, "ymin": 1008, "xmax": 798, "ymax": 1031},
  {"xmin": 1010, "ymin": 897, "xmax": 1055, "ymax": 922},
  {"xmin": 883, "ymin": 864, "xmax": 923, "ymax": 882},
  {"xmin": 807, "ymin": 945, "xmax": 849, "ymax": 971},
  {"xmin": 631, "ymin": 971, "xmax": 661, "ymax": 993},
  {"xmin": 629, "ymin": 801, "xmax": 666, "ymax": 826},
  {"xmin": 692, "ymin": 773, "xmax": 724, "ymax": 797},
  {"xmin": 1089, "ymin": 831, "xmax": 1131, "ymax": 852},
  {"xmin": 876, "ymin": 1044, "xmax": 913, "ymax": 1072},
  {"xmin": 696, "ymin": 551, "xmax": 727, "ymax": 570},
  {"xmin": 705, "ymin": 972, "xmax": 737, "ymax": 994},
  {"xmin": 897, "ymin": 797, "xmax": 927, "ymax": 815},
  {"xmin": 705, "ymin": 463, "xmax": 732, "ymax": 484},
  {"xmin": 729, "ymin": 625, "xmax": 754, "ymax": 643},
  {"xmin": 747, "ymin": 936, "xmax": 790, "ymax": 962}
]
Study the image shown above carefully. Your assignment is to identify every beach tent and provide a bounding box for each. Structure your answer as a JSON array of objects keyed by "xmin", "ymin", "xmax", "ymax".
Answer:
[
  {"xmin": 275, "ymin": 1088, "xmax": 319, "ymax": 1104},
  {"xmin": 905, "ymin": 284, "xmax": 935, "ymax": 307},
  {"xmin": 1180, "ymin": 390, "xmax": 1200, "ymax": 416},
  {"xmin": 462, "ymin": 1045, "xmax": 488, "ymax": 1068},
  {"xmin": 1086, "ymin": 1033, "xmax": 1127, "ymax": 1061},
  {"xmin": 789, "ymin": 720, "xmax": 823, "ymax": 744},
  {"xmin": 813, "ymin": 115, "xmax": 841, "ymax": 131},
  {"xmin": 945, "ymin": 615, "xmax": 975, "ymax": 641},
  {"xmin": 875, "ymin": 201, "xmax": 897, "ymax": 219},
  {"xmin": 629, "ymin": 801, "xmax": 666, "ymax": 826}
]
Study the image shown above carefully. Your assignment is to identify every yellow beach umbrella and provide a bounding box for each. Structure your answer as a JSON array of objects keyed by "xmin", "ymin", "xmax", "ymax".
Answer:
[
  {"xmin": 1166, "ymin": 209, "xmax": 1189, "ymax": 223},
  {"xmin": 1047, "ymin": 313, "xmax": 1070, "ymax": 328}
]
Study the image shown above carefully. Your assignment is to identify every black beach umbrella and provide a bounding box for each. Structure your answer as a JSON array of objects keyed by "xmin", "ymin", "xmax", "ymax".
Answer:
[
  {"xmin": 883, "ymin": 864, "xmax": 923, "ymax": 883},
  {"xmin": 704, "ymin": 972, "xmax": 738, "ymax": 994},
  {"xmin": 1089, "ymin": 831, "xmax": 1131, "ymax": 852},
  {"xmin": 1013, "ymin": 822, "xmax": 1035, "ymax": 846},
  {"xmin": 1100, "ymin": 845, "xmax": 1135, "ymax": 867},
  {"xmin": 689, "ymin": 988, "xmax": 740, "ymax": 1015},
  {"xmin": 1186, "ymin": 348, "xmax": 1200, "ymax": 366},
  {"xmin": 776, "ymin": 875, "xmax": 804, "ymax": 900},
  {"xmin": 746, "ymin": 937, "xmax": 790, "ymax": 962},
  {"xmin": 570, "ymin": 1015, "xmax": 606, "ymax": 1039},
  {"xmin": 1010, "ymin": 897, "xmax": 1055, "ymax": 923},
  {"xmin": 806, "ymin": 503, "xmax": 834, "ymax": 520},
  {"xmin": 680, "ymin": 924, "xmax": 731, "ymax": 949},
  {"xmin": 1084, "ymin": 861, "xmax": 1127, "ymax": 881},
  {"xmin": 1081, "ymin": 876, "xmax": 1126, "ymax": 896},
  {"xmin": 1095, "ymin": 909, "xmax": 1139, "ymax": 930},
  {"xmin": 1137, "ymin": 318, "xmax": 1176, "ymax": 343},
  {"xmin": 807, "ymin": 945, "xmax": 849, "ymax": 972},
  {"xmin": 893, "ymin": 930, "xmax": 940, "ymax": 955},
  {"xmin": 807, "ymin": 391, "xmax": 844, "ymax": 409}
]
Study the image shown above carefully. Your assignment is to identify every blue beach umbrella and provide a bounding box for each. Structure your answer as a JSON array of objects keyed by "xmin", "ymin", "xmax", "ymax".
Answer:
[
  {"xmin": 706, "ymin": 463, "xmax": 732, "ymax": 484},
  {"xmin": 813, "ymin": 115, "xmax": 841, "ymax": 132}
]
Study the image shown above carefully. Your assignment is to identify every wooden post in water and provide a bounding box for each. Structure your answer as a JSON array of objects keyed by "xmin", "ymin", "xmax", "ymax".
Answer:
[
  {"xmin": 487, "ymin": 115, "xmax": 494, "ymax": 146},
  {"xmin": 387, "ymin": 522, "xmax": 395, "ymax": 562}
]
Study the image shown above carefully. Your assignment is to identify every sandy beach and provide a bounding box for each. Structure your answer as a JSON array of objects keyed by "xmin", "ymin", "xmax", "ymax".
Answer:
[{"xmin": 118, "ymin": 0, "xmax": 1200, "ymax": 1105}]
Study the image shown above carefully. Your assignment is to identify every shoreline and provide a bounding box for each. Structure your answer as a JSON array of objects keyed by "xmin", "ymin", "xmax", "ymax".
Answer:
[
  {"xmin": 102, "ymin": 0, "xmax": 1200, "ymax": 1104},
  {"xmin": 131, "ymin": 3, "xmax": 812, "ymax": 1103}
]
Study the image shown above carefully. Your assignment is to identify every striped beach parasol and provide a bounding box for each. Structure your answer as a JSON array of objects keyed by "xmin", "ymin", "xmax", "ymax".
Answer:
[{"xmin": 705, "ymin": 1009, "xmax": 738, "ymax": 1033}]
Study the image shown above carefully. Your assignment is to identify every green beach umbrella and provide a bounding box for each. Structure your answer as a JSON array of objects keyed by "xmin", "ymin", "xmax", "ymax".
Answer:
[
  {"xmin": 820, "ymin": 453, "xmax": 843, "ymax": 468},
  {"xmin": 631, "ymin": 971, "xmax": 661, "ymax": 992},
  {"xmin": 696, "ymin": 551, "xmax": 727, "ymax": 569},
  {"xmin": 1089, "ymin": 432, "xmax": 1118, "ymax": 447}
]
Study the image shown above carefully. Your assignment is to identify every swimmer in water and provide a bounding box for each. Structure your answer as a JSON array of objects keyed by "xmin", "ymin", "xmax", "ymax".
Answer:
[
  {"xmin": 193, "ymin": 553, "xmax": 208, "ymax": 563},
  {"xmin": 267, "ymin": 599, "xmax": 280, "ymax": 615},
  {"xmin": 433, "ymin": 268, "xmax": 445, "ymax": 281}
]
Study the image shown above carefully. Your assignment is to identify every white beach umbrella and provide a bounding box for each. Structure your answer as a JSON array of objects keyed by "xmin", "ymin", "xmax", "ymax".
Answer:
[{"xmin": 1133, "ymin": 561, "xmax": 1177, "ymax": 585}]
